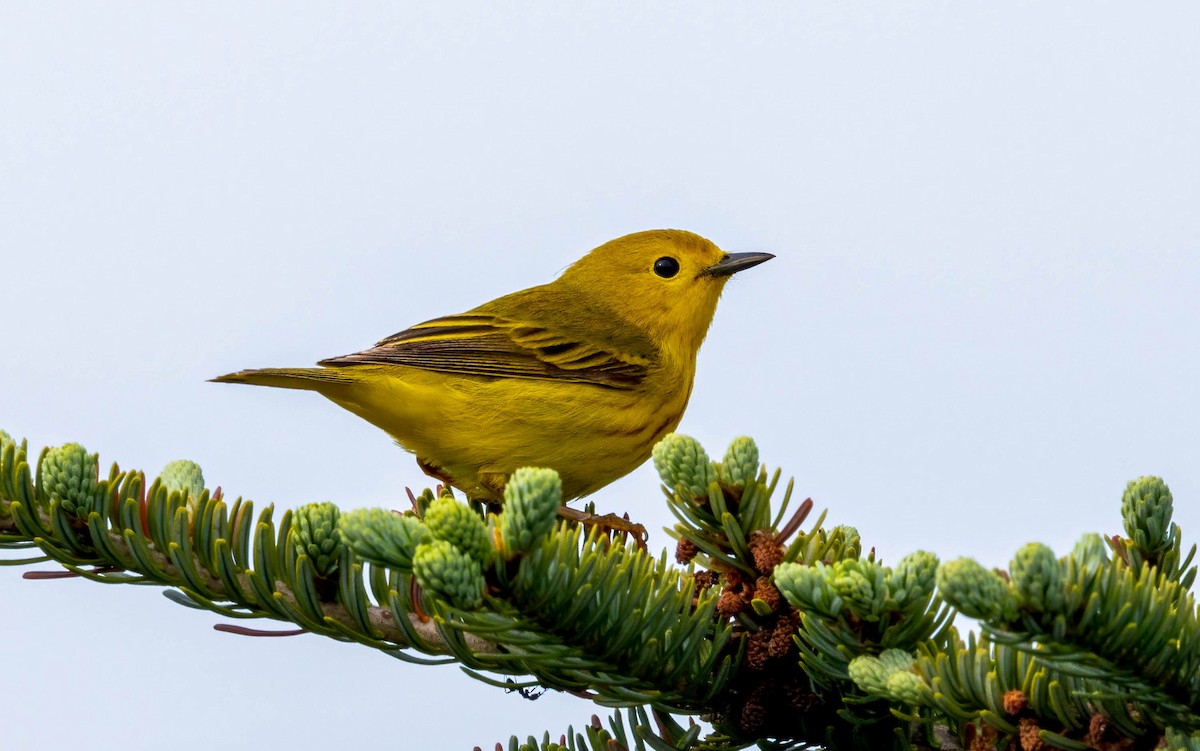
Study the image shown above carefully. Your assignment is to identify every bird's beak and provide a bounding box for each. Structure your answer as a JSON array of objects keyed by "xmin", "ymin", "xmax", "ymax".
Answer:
[{"xmin": 703, "ymin": 252, "xmax": 776, "ymax": 277}]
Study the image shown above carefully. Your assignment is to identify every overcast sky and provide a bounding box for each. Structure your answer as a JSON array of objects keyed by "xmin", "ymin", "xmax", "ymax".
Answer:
[{"xmin": 2, "ymin": 3, "xmax": 1198, "ymax": 749}]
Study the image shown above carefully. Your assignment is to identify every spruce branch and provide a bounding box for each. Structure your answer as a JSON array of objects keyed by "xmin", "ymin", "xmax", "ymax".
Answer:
[
  {"xmin": 4, "ymin": 426, "xmax": 1199, "ymax": 751},
  {"xmin": 0, "ymin": 435, "xmax": 488, "ymax": 655},
  {"xmin": 0, "ymin": 432, "xmax": 735, "ymax": 716}
]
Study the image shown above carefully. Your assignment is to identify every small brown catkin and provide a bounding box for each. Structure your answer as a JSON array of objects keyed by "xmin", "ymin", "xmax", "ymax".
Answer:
[
  {"xmin": 749, "ymin": 529, "xmax": 784, "ymax": 574},
  {"xmin": 753, "ymin": 576, "xmax": 782, "ymax": 611},
  {"xmin": 1018, "ymin": 718, "xmax": 1045, "ymax": 751},
  {"xmin": 675, "ymin": 536, "xmax": 699, "ymax": 564},
  {"xmin": 1003, "ymin": 689, "xmax": 1028, "ymax": 715}
]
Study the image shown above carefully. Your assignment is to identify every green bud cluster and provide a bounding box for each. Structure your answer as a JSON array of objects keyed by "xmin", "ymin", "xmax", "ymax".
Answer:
[
  {"xmin": 293, "ymin": 502, "xmax": 344, "ymax": 577},
  {"xmin": 0, "ymin": 429, "xmax": 13, "ymax": 519},
  {"xmin": 887, "ymin": 551, "xmax": 939, "ymax": 609},
  {"xmin": 1165, "ymin": 728, "xmax": 1200, "ymax": 751},
  {"xmin": 499, "ymin": 467, "xmax": 561, "ymax": 557},
  {"xmin": 780, "ymin": 551, "xmax": 943, "ymax": 622},
  {"xmin": 338, "ymin": 508, "xmax": 428, "ymax": 570},
  {"xmin": 774, "ymin": 562, "xmax": 843, "ymax": 617},
  {"xmin": 413, "ymin": 538, "xmax": 485, "ymax": 610},
  {"xmin": 829, "ymin": 558, "xmax": 888, "ymax": 620},
  {"xmin": 159, "ymin": 459, "xmax": 205, "ymax": 511},
  {"xmin": 1009, "ymin": 542, "xmax": 1064, "ymax": 614},
  {"xmin": 832, "ymin": 525, "xmax": 862, "ymax": 561},
  {"xmin": 425, "ymin": 494, "xmax": 492, "ymax": 564},
  {"xmin": 339, "ymin": 493, "xmax": 495, "ymax": 610},
  {"xmin": 718, "ymin": 436, "xmax": 759, "ymax": 490},
  {"xmin": 885, "ymin": 668, "xmax": 927, "ymax": 705},
  {"xmin": 1071, "ymin": 532, "xmax": 1109, "ymax": 575},
  {"xmin": 936, "ymin": 558, "xmax": 1015, "ymax": 621},
  {"xmin": 652, "ymin": 433, "xmax": 717, "ymax": 499},
  {"xmin": 409, "ymin": 492, "xmax": 497, "ymax": 609},
  {"xmin": 878, "ymin": 647, "xmax": 915, "ymax": 673},
  {"xmin": 847, "ymin": 652, "xmax": 890, "ymax": 695},
  {"xmin": 41, "ymin": 442, "xmax": 99, "ymax": 518},
  {"xmin": 1121, "ymin": 476, "xmax": 1174, "ymax": 555},
  {"xmin": 848, "ymin": 649, "xmax": 926, "ymax": 704}
]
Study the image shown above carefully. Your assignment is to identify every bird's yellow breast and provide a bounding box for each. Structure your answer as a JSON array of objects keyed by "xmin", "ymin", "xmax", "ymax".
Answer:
[{"xmin": 326, "ymin": 356, "xmax": 695, "ymax": 500}]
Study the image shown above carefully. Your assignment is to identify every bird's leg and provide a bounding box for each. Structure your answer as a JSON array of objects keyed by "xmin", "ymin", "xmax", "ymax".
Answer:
[{"xmin": 556, "ymin": 506, "xmax": 648, "ymax": 550}]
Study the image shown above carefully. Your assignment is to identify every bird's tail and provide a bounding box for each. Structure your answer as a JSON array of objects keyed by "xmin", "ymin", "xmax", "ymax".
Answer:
[{"xmin": 210, "ymin": 367, "xmax": 357, "ymax": 392}]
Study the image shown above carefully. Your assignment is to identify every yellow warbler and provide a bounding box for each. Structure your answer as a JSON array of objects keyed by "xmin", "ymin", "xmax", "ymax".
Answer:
[{"xmin": 213, "ymin": 230, "xmax": 772, "ymax": 501}]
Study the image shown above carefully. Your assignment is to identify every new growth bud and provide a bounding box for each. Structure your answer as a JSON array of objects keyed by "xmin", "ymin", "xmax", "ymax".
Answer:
[
  {"xmin": 774, "ymin": 561, "xmax": 843, "ymax": 618},
  {"xmin": 1121, "ymin": 476, "xmax": 1174, "ymax": 555},
  {"xmin": 652, "ymin": 433, "xmax": 717, "ymax": 499},
  {"xmin": 1071, "ymin": 532, "xmax": 1109, "ymax": 575},
  {"xmin": 0, "ymin": 429, "xmax": 13, "ymax": 519},
  {"xmin": 293, "ymin": 502, "xmax": 344, "ymax": 577},
  {"xmin": 413, "ymin": 539, "xmax": 485, "ymax": 610},
  {"xmin": 339, "ymin": 508, "xmax": 428, "ymax": 570},
  {"xmin": 937, "ymin": 558, "xmax": 1015, "ymax": 622},
  {"xmin": 499, "ymin": 467, "xmax": 561, "ymax": 557},
  {"xmin": 425, "ymin": 494, "xmax": 492, "ymax": 564},
  {"xmin": 887, "ymin": 550, "xmax": 938, "ymax": 609},
  {"xmin": 829, "ymin": 558, "xmax": 887, "ymax": 620},
  {"xmin": 41, "ymin": 442, "xmax": 99, "ymax": 518},
  {"xmin": 1009, "ymin": 542, "xmax": 1064, "ymax": 614},
  {"xmin": 832, "ymin": 525, "xmax": 862, "ymax": 561},
  {"xmin": 719, "ymin": 436, "xmax": 759, "ymax": 490},
  {"xmin": 159, "ymin": 459, "xmax": 205, "ymax": 511},
  {"xmin": 160, "ymin": 459, "xmax": 204, "ymax": 497},
  {"xmin": 849, "ymin": 649, "xmax": 926, "ymax": 704}
]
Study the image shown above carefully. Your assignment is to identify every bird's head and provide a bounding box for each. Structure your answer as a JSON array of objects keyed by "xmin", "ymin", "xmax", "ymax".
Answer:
[{"xmin": 559, "ymin": 229, "xmax": 774, "ymax": 358}]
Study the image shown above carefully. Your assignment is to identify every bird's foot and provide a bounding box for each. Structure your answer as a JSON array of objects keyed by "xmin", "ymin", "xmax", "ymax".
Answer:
[{"xmin": 556, "ymin": 506, "xmax": 648, "ymax": 550}]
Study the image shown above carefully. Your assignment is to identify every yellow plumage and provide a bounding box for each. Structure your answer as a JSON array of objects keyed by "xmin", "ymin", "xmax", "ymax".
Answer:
[{"xmin": 213, "ymin": 229, "xmax": 772, "ymax": 501}]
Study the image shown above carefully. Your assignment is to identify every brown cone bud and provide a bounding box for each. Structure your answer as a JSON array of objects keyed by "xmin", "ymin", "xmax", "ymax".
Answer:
[
  {"xmin": 675, "ymin": 536, "xmax": 699, "ymax": 564},
  {"xmin": 717, "ymin": 589, "xmax": 745, "ymax": 617},
  {"xmin": 1018, "ymin": 718, "xmax": 1045, "ymax": 751},
  {"xmin": 754, "ymin": 576, "xmax": 782, "ymax": 611},
  {"xmin": 1003, "ymin": 689, "xmax": 1028, "ymax": 716}
]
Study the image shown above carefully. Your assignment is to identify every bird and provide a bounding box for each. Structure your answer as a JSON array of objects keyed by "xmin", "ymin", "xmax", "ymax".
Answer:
[{"xmin": 213, "ymin": 229, "xmax": 772, "ymax": 503}]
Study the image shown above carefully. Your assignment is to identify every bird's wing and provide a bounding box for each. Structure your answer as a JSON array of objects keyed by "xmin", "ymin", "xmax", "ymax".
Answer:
[{"xmin": 318, "ymin": 299, "xmax": 655, "ymax": 390}]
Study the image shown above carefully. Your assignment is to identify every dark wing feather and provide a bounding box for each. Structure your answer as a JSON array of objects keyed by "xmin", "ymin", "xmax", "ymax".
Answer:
[{"xmin": 319, "ymin": 310, "xmax": 653, "ymax": 390}]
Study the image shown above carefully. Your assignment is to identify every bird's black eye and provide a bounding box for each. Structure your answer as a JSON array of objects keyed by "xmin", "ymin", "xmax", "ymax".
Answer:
[{"xmin": 653, "ymin": 256, "xmax": 680, "ymax": 278}]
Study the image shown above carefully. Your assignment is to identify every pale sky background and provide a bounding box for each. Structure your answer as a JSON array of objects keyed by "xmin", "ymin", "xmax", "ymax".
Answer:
[{"xmin": 2, "ymin": 4, "xmax": 1198, "ymax": 750}]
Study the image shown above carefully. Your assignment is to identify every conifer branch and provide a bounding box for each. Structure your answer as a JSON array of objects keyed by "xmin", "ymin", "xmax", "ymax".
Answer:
[
  {"xmin": 3, "ymin": 426, "xmax": 1198, "ymax": 751},
  {"xmin": 0, "ymin": 438, "xmax": 487, "ymax": 655}
]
